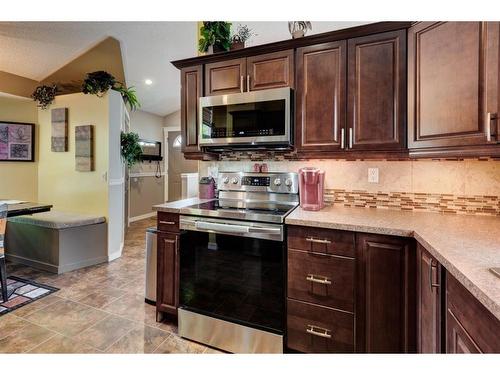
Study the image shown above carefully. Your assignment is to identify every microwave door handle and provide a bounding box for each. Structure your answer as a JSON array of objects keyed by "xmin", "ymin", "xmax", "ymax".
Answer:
[{"xmin": 195, "ymin": 221, "xmax": 250, "ymax": 234}]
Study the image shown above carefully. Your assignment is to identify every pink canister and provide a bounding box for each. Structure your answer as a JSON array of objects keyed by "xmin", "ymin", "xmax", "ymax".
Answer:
[{"xmin": 298, "ymin": 167, "xmax": 325, "ymax": 211}]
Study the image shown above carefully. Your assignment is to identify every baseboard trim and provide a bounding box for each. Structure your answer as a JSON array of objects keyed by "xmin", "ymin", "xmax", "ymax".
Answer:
[{"xmin": 129, "ymin": 212, "xmax": 156, "ymax": 223}]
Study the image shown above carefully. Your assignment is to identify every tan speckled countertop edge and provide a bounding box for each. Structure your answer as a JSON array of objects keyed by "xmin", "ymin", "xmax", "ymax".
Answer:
[{"xmin": 286, "ymin": 207, "xmax": 500, "ymax": 321}]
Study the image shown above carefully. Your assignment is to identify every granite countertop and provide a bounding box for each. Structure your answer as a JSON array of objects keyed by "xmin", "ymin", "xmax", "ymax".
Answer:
[
  {"xmin": 286, "ymin": 205, "xmax": 500, "ymax": 321},
  {"xmin": 153, "ymin": 198, "xmax": 215, "ymax": 213}
]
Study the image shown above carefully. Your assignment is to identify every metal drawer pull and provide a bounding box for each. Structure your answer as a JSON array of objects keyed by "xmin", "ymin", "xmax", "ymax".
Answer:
[
  {"xmin": 306, "ymin": 237, "xmax": 331, "ymax": 244},
  {"xmin": 306, "ymin": 325, "xmax": 332, "ymax": 339},
  {"xmin": 306, "ymin": 274, "xmax": 332, "ymax": 285},
  {"xmin": 159, "ymin": 221, "xmax": 176, "ymax": 225}
]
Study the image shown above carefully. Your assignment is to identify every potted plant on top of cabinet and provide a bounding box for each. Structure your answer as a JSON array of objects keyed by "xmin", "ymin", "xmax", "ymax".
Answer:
[{"xmin": 198, "ymin": 21, "xmax": 232, "ymax": 54}]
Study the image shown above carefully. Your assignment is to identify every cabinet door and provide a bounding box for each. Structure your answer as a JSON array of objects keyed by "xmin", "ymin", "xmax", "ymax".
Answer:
[
  {"xmin": 446, "ymin": 309, "xmax": 482, "ymax": 353},
  {"xmin": 205, "ymin": 58, "xmax": 246, "ymax": 96},
  {"xmin": 246, "ymin": 50, "xmax": 294, "ymax": 91},
  {"xmin": 295, "ymin": 41, "xmax": 347, "ymax": 152},
  {"xmin": 347, "ymin": 30, "xmax": 406, "ymax": 150},
  {"xmin": 356, "ymin": 233, "xmax": 416, "ymax": 353},
  {"xmin": 417, "ymin": 244, "xmax": 442, "ymax": 353},
  {"xmin": 181, "ymin": 65, "xmax": 202, "ymax": 153},
  {"xmin": 157, "ymin": 231, "xmax": 179, "ymax": 316},
  {"xmin": 408, "ymin": 22, "xmax": 500, "ymax": 152}
]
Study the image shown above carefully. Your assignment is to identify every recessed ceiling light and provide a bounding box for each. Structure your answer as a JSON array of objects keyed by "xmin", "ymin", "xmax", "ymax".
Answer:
[{"xmin": 145, "ymin": 79, "xmax": 153, "ymax": 85}]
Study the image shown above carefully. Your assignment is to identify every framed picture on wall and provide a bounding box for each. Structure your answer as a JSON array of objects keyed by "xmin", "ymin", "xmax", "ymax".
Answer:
[{"xmin": 0, "ymin": 121, "xmax": 35, "ymax": 162}]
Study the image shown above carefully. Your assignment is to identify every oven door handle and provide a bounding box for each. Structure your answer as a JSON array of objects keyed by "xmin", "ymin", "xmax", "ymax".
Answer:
[{"xmin": 195, "ymin": 221, "xmax": 251, "ymax": 234}]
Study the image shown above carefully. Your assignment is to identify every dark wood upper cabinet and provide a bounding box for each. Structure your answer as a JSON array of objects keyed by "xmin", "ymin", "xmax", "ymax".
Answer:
[
  {"xmin": 156, "ymin": 231, "xmax": 179, "ymax": 317},
  {"xmin": 417, "ymin": 244, "xmax": 442, "ymax": 353},
  {"xmin": 408, "ymin": 22, "xmax": 500, "ymax": 157},
  {"xmin": 246, "ymin": 50, "xmax": 294, "ymax": 90},
  {"xmin": 295, "ymin": 41, "xmax": 347, "ymax": 152},
  {"xmin": 181, "ymin": 65, "xmax": 202, "ymax": 153},
  {"xmin": 205, "ymin": 58, "xmax": 246, "ymax": 96},
  {"xmin": 356, "ymin": 233, "xmax": 416, "ymax": 353},
  {"xmin": 347, "ymin": 30, "xmax": 407, "ymax": 150}
]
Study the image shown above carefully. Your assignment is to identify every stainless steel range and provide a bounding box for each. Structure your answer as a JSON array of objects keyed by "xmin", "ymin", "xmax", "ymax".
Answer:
[{"xmin": 177, "ymin": 171, "xmax": 299, "ymax": 353}]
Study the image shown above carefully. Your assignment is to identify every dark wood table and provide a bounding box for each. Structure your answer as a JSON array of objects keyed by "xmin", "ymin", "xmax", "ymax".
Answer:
[
  {"xmin": 4, "ymin": 202, "xmax": 53, "ymax": 217},
  {"xmin": 1, "ymin": 201, "xmax": 52, "ymax": 300}
]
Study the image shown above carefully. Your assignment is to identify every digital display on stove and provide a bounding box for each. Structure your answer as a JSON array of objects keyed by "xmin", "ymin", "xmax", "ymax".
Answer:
[{"xmin": 241, "ymin": 176, "xmax": 270, "ymax": 187}]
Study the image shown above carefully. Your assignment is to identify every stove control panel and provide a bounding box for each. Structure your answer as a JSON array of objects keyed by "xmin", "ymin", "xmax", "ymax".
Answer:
[{"xmin": 218, "ymin": 172, "xmax": 298, "ymax": 194}]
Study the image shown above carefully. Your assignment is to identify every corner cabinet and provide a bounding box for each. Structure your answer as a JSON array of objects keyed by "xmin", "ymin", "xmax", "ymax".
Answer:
[
  {"xmin": 408, "ymin": 22, "xmax": 500, "ymax": 157},
  {"xmin": 417, "ymin": 244, "xmax": 443, "ymax": 353}
]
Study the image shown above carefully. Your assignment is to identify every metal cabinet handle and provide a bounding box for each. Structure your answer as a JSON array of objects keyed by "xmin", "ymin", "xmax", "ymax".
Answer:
[
  {"xmin": 349, "ymin": 128, "xmax": 353, "ymax": 148},
  {"xmin": 341, "ymin": 128, "xmax": 345, "ymax": 149},
  {"xmin": 240, "ymin": 75, "xmax": 244, "ymax": 93},
  {"xmin": 486, "ymin": 112, "xmax": 491, "ymax": 142},
  {"xmin": 306, "ymin": 237, "xmax": 331, "ymax": 244},
  {"xmin": 429, "ymin": 262, "xmax": 440, "ymax": 290},
  {"xmin": 306, "ymin": 274, "xmax": 332, "ymax": 285},
  {"xmin": 159, "ymin": 221, "xmax": 176, "ymax": 225},
  {"xmin": 247, "ymin": 74, "xmax": 250, "ymax": 92},
  {"xmin": 306, "ymin": 325, "xmax": 332, "ymax": 339}
]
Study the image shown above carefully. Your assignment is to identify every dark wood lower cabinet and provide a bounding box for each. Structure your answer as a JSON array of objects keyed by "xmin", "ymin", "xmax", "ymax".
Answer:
[
  {"xmin": 355, "ymin": 233, "xmax": 416, "ymax": 353},
  {"xmin": 417, "ymin": 244, "xmax": 443, "ymax": 353},
  {"xmin": 156, "ymin": 231, "xmax": 179, "ymax": 318}
]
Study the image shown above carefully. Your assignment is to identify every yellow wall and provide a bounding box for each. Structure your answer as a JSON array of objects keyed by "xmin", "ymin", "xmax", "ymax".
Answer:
[
  {"xmin": 37, "ymin": 93, "xmax": 109, "ymax": 217},
  {"xmin": 0, "ymin": 95, "xmax": 38, "ymax": 201}
]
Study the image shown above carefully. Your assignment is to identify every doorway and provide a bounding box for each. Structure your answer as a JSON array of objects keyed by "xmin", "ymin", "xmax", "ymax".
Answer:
[{"xmin": 165, "ymin": 131, "xmax": 198, "ymax": 202}]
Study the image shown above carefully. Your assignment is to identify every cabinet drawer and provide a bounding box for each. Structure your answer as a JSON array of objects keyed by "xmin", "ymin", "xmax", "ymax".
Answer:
[
  {"xmin": 287, "ymin": 299, "xmax": 354, "ymax": 353},
  {"xmin": 157, "ymin": 212, "xmax": 179, "ymax": 233},
  {"xmin": 288, "ymin": 249, "xmax": 354, "ymax": 312},
  {"xmin": 288, "ymin": 225, "xmax": 355, "ymax": 258}
]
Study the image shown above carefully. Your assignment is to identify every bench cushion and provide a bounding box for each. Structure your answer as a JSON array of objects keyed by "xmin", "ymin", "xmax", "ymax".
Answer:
[{"xmin": 8, "ymin": 211, "xmax": 106, "ymax": 229}]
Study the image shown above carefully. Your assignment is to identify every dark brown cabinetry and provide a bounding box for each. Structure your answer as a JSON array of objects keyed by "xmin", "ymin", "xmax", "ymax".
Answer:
[
  {"xmin": 408, "ymin": 22, "xmax": 500, "ymax": 157},
  {"xmin": 205, "ymin": 50, "xmax": 294, "ymax": 96},
  {"xmin": 417, "ymin": 244, "xmax": 442, "ymax": 353},
  {"xmin": 347, "ymin": 30, "xmax": 406, "ymax": 151},
  {"xmin": 445, "ymin": 273, "xmax": 500, "ymax": 353},
  {"xmin": 355, "ymin": 233, "xmax": 416, "ymax": 353},
  {"xmin": 180, "ymin": 65, "xmax": 203, "ymax": 155},
  {"xmin": 295, "ymin": 41, "xmax": 347, "ymax": 153},
  {"xmin": 156, "ymin": 212, "xmax": 180, "ymax": 319}
]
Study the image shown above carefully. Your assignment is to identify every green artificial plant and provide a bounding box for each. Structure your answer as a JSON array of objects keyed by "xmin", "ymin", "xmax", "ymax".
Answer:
[
  {"xmin": 198, "ymin": 21, "xmax": 232, "ymax": 53},
  {"xmin": 120, "ymin": 131, "xmax": 143, "ymax": 167}
]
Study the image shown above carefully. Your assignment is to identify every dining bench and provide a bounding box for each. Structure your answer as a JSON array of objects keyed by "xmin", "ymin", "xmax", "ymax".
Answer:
[{"xmin": 5, "ymin": 211, "xmax": 107, "ymax": 274}]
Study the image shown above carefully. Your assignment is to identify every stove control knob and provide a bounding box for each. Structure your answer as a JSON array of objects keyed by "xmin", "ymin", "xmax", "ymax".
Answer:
[
  {"xmin": 231, "ymin": 177, "xmax": 239, "ymax": 184},
  {"xmin": 223, "ymin": 177, "xmax": 229, "ymax": 184},
  {"xmin": 285, "ymin": 178, "xmax": 293, "ymax": 187},
  {"xmin": 274, "ymin": 178, "xmax": 282, "ymax": 186}
]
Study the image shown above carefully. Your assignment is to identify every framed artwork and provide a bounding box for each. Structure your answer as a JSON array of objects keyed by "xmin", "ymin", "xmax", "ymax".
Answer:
[
  {"xmin": 51, "ymin": 108, "xmax": 68, "ymax": 152},
  {"xmin": 75, "ymin": 125, "xmax": 94, "ymax": 172},
  {"xmin": 0, "ymin": 121, "xmax": 35, "ymax": 162}
]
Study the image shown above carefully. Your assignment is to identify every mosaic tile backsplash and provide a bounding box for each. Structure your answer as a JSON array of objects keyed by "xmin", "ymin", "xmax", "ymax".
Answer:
[
  {"xmin": 324, "ymin": 189, "xmax": 500, "ymax": 216},
  {"xmin": 199, "ymin": 158, "xmax": 500, "ymax": 217}
]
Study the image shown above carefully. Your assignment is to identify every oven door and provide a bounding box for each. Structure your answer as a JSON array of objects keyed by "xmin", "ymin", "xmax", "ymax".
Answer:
[
  {"xmin": 199, "ymin": 87, "xmax": 291, "ymax": 147},
  {"xmin": 179, "ymin": 216, "xmax": 285, "ymax": 334}
]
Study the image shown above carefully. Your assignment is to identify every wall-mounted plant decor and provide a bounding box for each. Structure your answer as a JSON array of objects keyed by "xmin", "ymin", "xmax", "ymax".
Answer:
[
  {"xmin": 75, "ymin": 125, "xmax": 94, "ymax": 172},
  {"xmin": 120, "ymin": 131, "xmax": 143, "ymax": 168},
  {"xmin": 82, "ymin": 71, "xmax": 140, "ymax": 111},
  {"xmin": 51, "ymin": 108, "xmax": 68, "ymax": 152},
  {"xmin": 31, "ymin": 84, "xmax": 58, "ymax": 109},
  {"xmin": 0, "ymin": 121, "xmax": 35, "ymax": 162}
]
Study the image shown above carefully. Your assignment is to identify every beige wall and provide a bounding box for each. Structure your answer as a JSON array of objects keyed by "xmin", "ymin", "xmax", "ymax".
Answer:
[
  {"xmin": 163, "ymin": 110, "xmax": 180, "ymax": 130},
  {"xmin": 0, "ymin": 72, "xmax": 38, "ymax": 98},
  {"xmin": 0, "ymin": 95, "xmax": 38, "ymax": 201},
  {"xmin": 37, "ymin": 93, "xmax": 109, "ymax": 217},
  {"xmin": 129, "ymin": 110, "xmax": 165, "ymax": 219},
  {"xmin": 199, "ymin": 159, "xmax": 500, "ymax": 197}
]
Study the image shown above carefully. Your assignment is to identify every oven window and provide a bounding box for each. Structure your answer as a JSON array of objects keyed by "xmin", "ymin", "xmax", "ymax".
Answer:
[
  {"xmin": 180, "ymin": 230, "xmax": 284, "ymax": 334},
  {"xmin": 201, "ymin": 100, "xmax": 286, "ymax": 139}
]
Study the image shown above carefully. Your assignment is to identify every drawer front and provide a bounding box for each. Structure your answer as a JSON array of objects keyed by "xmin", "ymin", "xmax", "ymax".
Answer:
[
  {"xmin": 287, "ymin": 299, "xmax": 354, "ymax": 353},
  {"xmin": 288, "ymin": 249, "xmax": 354, "ymax": 312},
  {"xmin": 157, "ymin": 212, "xmax": 180, "ymax": 233},
  {"xmin": 288, "ymin": 225, "xmax": 355, "ymax": 258}
]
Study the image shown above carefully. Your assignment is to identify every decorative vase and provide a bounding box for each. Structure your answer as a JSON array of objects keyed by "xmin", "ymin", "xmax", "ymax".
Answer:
[
  {"xmin": 230, "ymin": 41, "xmax": 245, "ymax": 50},
  {"xmin": 292, "ymin": 30, "xmax": 305, "ymax": 39}
]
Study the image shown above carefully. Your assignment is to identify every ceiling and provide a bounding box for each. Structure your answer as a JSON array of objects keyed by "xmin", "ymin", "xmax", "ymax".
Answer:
[{"xmin": 0, "ymin": 21, "xmax": 368, "ymax": 116}]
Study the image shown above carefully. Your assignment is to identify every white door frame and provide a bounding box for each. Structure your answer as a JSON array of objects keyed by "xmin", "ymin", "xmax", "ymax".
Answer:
[{"xmin": 163, "ymin": 126, "xmax": 180, "ymax": 202}]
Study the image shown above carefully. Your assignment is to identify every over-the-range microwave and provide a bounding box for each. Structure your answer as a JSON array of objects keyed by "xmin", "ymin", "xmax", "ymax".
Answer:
[{"xmin": 198, "ymin": 87, "xmax": 292, "ymax": 150}]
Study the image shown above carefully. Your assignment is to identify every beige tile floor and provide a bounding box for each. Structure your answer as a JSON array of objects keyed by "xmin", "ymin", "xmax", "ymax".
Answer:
[{"xmin": 0, "ymin": 218, "xmax": 222, "ymax": 354}]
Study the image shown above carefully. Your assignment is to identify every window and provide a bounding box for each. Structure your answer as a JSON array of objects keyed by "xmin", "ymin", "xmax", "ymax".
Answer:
[{"xmin": 172, "ymin": 134, "xmax": 182, "ymax": 148}]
